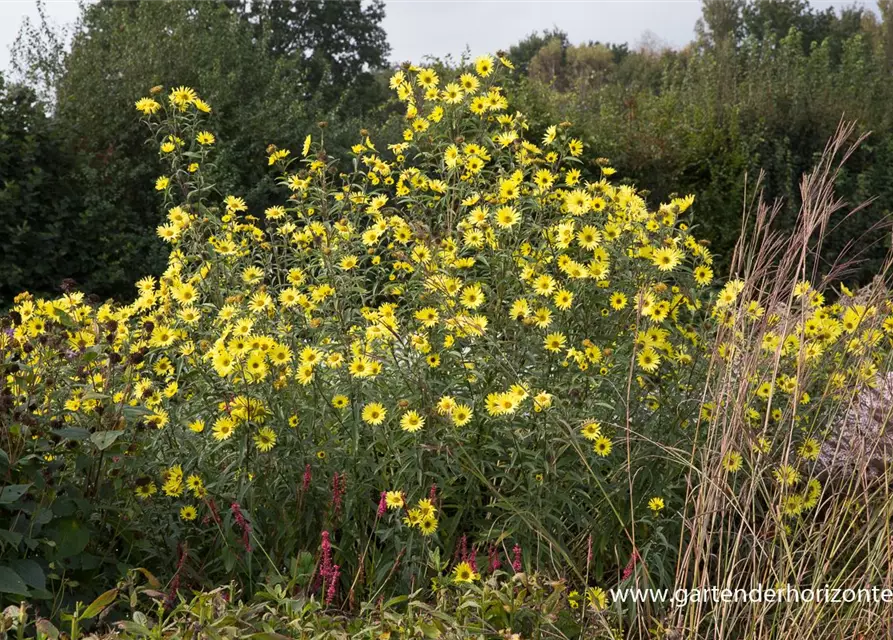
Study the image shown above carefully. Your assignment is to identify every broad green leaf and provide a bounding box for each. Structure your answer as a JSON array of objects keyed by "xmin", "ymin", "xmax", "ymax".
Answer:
[
  {"xmin": 51, "ymin": 427, "xmax": 90, "ymax": 441},
  {"xmin": 417, "ymin": 621, "xmax": 442, "ymax": 638},
  {"xmin": 0, "ymin": 530, "xmax": 23, "ymax": 548},
  {"xmin": 116, "ymin": 621, "xmax": 150, "ymax": 636},
  {"xmin": 121, "ymin": 406, "xmax": 151, "ymax": 420},
  {"xmin": 0, "ymin": 484, "xmax": 31, "ymax": 504},
  {"xmin": 47, "ymin": 518, "xmax": 90, "ymax": 558},
  {"xmin": 81, "ymin": 587, "xmax": 118, "ymax": 619},
  {"xmin": 0, "ymin": 566, "xmax": 29, "ymax": 595},
  {"xmin": 384, "ymin": 595, "xmax": 409, "ymax": 609},
  {"xmin": 10, "ymin": 559, "xmax": 45, "ymax": 590},
  {"xmin": 90, "ymin": 430, "xmax": 124, "ymax": 451},
  {"xmin": 81, "ymin": 391, "xmax": 110, "ymax": 401}
]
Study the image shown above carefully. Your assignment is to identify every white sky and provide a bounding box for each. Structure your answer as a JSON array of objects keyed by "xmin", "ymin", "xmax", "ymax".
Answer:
[{"xmin": 0, "ymin": 0, "xmax": 880, "ymax": 75}]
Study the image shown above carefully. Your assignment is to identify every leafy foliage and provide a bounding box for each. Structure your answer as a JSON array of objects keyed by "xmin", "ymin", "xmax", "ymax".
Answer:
[
  {"xmin": 7, "ymin": 0, "xmax": 893, "ymax": 301},
  {"xmin": 4, "ymin": 0, "xmax": 390, "ymax": 304},
  {"xmin": 0, "ymin": 76, "xmax": 83, "ymax": 305},
  {"xmin": 232, "ymin": 0, "xmax": 390, "ymax": 113},
  {"xmin": 510, "ymin": 2, "xmax": 893, "ymax": 280},
  {"xmin": 1, "ymin": 574, "xmax": 583, "ymax": 640},
  {"xmin": 3, "ymin": 59, "xmax": 893, "ymax": 640}
]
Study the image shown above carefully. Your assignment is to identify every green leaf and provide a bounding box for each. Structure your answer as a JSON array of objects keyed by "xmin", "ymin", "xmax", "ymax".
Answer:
[
  {"xmin": 81, "ymin": 587, "xmax": 118, "ymax": 619},
  {"xmin": 417, "ymin": 621, "xmax": 442, "ymax": 638},
  {"xmin": 90, "ymin": 430, "xmax": 124, "ymax": 451},
  {"xmin": 0, "ymin": 529, "xmax": 23, "ymax": 548},
  {"xmin": 223, "ymin": 547, "xmax": 236, "ymax": 573},
  {"xmin": 47, "ymin": 518, "xmax": 90, "ymax": 558},
  {"xmin": 10, "ymin": 559, "xmax": 45, "ymax": 591},
  {"xmin": 51, "ymin": 427, "xmax": 90, "ymax": 441},
  {"xmin": 0, "ymin": 484, "xmax": 31, "ymax": 504},
  {"xmin": 51, "ymin": 498, "xmax": 77, "ymax": 517},
  {"xmin": 116, "ymin": 621, "xmax": 150, "ymax": 637},
  {"xmin": 81, "ymin": 391, "xmax": 109, "ymax": 401},
  {"xmin": 121, "ymin": 406, "xmax": 151, "ymax": 420},
  {"xmin": 383, "ymin": 595, "xmax": 409, "ymax": 609},
  {"xmin": 28, "ymin": 587, "xmax": 53, "ymax": 600},
  {"xmin": 31, "ymin": 507, "xmax": 53, "ymax": 526},
  {"xmin": 0, "ymin": 566, "xmax": 29, "ymax": 595},
  {"xmin": 80, "ymin": 348, "xmax": 101, "ymax": 363}
]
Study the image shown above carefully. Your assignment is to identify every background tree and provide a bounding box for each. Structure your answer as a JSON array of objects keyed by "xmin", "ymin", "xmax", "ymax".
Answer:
[
  {"xmin": 232, "ymin": 0, "xmax": 389, "ymax": 118},
  {"xmin": 882, "ymin": 1, "xmax": 893, "ymax": 60},
  {"xmin": 0, "ymin": 74, "xmax": 83, "ymax": 305},
  {"xmin": 5, "ymin": 0, "xmax": 390, "ymax": 303},
  {"xmin": 507, "ymin": 28, "xmax": 571, "ymax": 76},
  {"xmin": 696, "ymin": 0, "xmax": 745, "ymax": 47},
  {"xmin": 512, "ymin": 0, "xmax": 893, "ymax": 281},
  {"xmin": 47, "ymin": 2, "xmax": 282, "ymax": 300}
]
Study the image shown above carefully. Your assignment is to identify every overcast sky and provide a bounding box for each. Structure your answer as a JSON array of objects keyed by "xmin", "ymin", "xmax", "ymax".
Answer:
[{"xmin": 0, "ymin": 0, "xmax": 880, "ymax": 74}]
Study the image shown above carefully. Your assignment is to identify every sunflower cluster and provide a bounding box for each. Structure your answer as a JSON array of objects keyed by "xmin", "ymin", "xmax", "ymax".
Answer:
[{"xmin": 3, "ymin": 57, "xmax": 886, "ymax": 597}]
